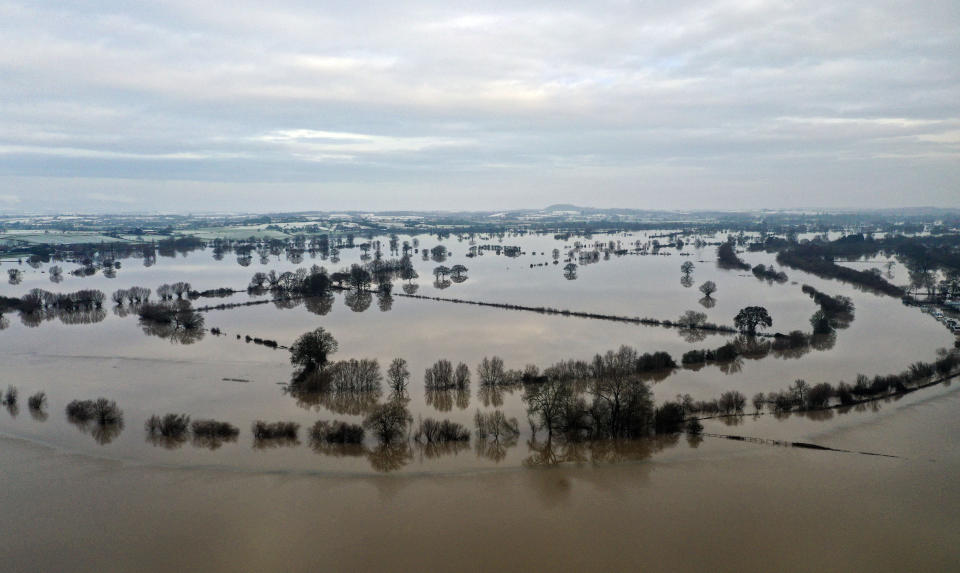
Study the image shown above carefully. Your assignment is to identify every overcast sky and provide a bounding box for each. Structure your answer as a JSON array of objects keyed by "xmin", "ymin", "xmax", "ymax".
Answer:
[{"xmin": 1, "ymin": 1, "xmax": 958, "ymax": 213}]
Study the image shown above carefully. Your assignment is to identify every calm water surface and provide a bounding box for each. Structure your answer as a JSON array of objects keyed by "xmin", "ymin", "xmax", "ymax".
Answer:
[
  {"xmin": 1, "ymin": 231, "xmax": 958, "ymax": 571},
  {"xmin": 0, "ymin": 231, "xmax": 954, "ymax": 474}
]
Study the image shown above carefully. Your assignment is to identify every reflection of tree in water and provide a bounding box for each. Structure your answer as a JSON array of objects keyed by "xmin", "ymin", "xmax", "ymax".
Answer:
[
  {"xmin": 57, "ymin": 308, "xmax": 107, "ymax": 325},
  {"xmin": 686, "ymin": 432, "xmax": 703, "ymax": 448},
  {"xmin": 401, "ymin": 283, "xmax": 419, "ymax": 295},
  {"xmin": 69, "ymin": 418, "xmax": 124, "ymax": 445},
  {"xmin": 140, "ymin": 320, "xmax": 205, "ymax": 345},
  {"xmin": 433, "ymin": 279, "xmax": 451, "ymax": 290},
  {"xmin": 425, "ymin": 388, "xmax": 453, "ymax": 412},
  {"xmin": 344, "ymin": 291, "xmax": 372, "ymax": 312},
  {"xmin": 112, "ymin": 305, "xmax": 133, "ymax": 318},
  {"xmin": 733, "ymin": 336, "xmax": 771, "ymax": 360},
  {"xmin": 717, "ymin": 357, "xmax": 743, "ymax": 375},
  {"xmin": 588, "ymin": 434, "xmax": 680, "ymax": 463},
  {"xmin": 310, "ymin": 441, "xmax": 367, "ymax": 458},
  {"xmin": 720, "ymin": 414, "xmax": 744, "ymax": 427},
  {"xmin": 304, "ymin": 293, "xmax": 335, "ymax": 316},
  {"xmin": 273, "ymin": 296, "xmax": 301, "ymax": 310},
  {"xmin": 678, "ymin": 327, "xmax": 708, "ymax": 343},
  {"xmin": 252, "ymin": 435, "xmax": 300, "ymax": 450},
  {"xmin": 477, "ymin": 384, "xmax": 507, "ymax": 408},
  {"xmin": 192, "ymin": 434, "xmax": 238, "ymax": 451},
  {"xmin": 475, "ymin": 434, "xmax": 519, "ymax": 463},
  {"xmin": 0, "ymin": 316, "xmax": 8, "ymax": 331},
  {"xmin": 147, "ymin": 433, "xmax": 189, "ymax": 450},
  {"xmin": 29, "ymin": 406, "xmax": 48, "ymax": 422},
  {"xmin": 295, "ymin": 389, "xmax": 382, "ymax": 417},
  {"xmin": 377, "ymin": 292, "xmax": 393, "ymax": 312},
  {"xmin": 19, "ymin": 311, "xmax": 56, "ymax": 328},
  {"xmin": 523, "ymin": 437, "xmax": 587, "ymax": 467},
  {"xmin": 637, "ymin": 369, "xmax": 673, "ymax": 384},
  {"xmin": 288, "ymin": 374, "xmax": 382, "ymax": 416},
  {"xmin": 367, "ymin": 442, "xmax": 413, "ymax": 472},
  {"xmin": 455, "ymin": 387, "xmax": 470, "ymax": 410},
  {"xmin": 698, "ymin": 296, "xmax": 716, "ymax": 309},
  {"xmin": 6, "ymin": 402, "xmax": 20, "ymax": 418},
  {"xmin": 810, "ymin": 332, "xmax": 836, "ymax": 351},
  {"xmin": 450, "ymin": 275, "xmax": 467, "ymax": 284},
  {"xmin": 415, "ymin": 439, "xmax": 470, "ymax": 460},
  {"xmin": 680, "ymin": 275, "xmax": 694, "ymax": 288},
  {"xmin": 525, "ymin": 434, "xmax": 681, "ymax": 467},
  {"xmin": 563, "ymin": 270, "xmax": 577, "ymax": 281},
  {"xmin": 771, "ymin": 342, "xmax": 812, "ymax": 360},
  {"xmin": 800, "ymin": 408, "xmax": 835, "ymax": 422}
]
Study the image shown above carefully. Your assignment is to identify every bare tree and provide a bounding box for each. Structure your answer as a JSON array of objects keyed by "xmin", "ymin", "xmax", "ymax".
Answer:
[{"xmin": 387, "ymin": 358, "xmax": 410, "ymax": 394}]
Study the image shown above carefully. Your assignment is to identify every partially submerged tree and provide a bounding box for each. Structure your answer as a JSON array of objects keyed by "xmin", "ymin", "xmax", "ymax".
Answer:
[
  {"xmin": 27, "ymin": 391, "xmax": 46, "ymax": 412},
  {"xmin": 699, "ymin": 280, "xmax": 717, "ymax": 298},
  {"xmin": 450, "ymin": 264, "xmax": 468, "ymax": 279},
  {"xmin": 309, "ymin": 420, "xmax": 365, "ymax": 444},
  {"xmin": 387, "ymin": 358, "xmax": 410, "ymax": 394},
  {"xmin": 290, "ymin": 327, "xmax": 338, "ymax": 373},
  {"xmin": 424, "ymin": 359, "xmax": 455, "ymax": 390},
  {"xmin": 363, "ymin": 401, "xmax": 413, "ymax": 443},
  {"xmin": 734, "ymin": 306, "xmax": 772, "ymax": 335},
  {"xmin": 413, "ymin": 418, "xmax": 470, "ymax": 443}
]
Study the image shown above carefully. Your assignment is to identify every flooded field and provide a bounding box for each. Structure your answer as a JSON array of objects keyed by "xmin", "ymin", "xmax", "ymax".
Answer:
[
  {"xmin": 2, "ymin": 380, "xmax": 958, "ymax": 572},
  {"xmin": 0, "ymin": 232, "xmax": 954, "ymax": 475}
]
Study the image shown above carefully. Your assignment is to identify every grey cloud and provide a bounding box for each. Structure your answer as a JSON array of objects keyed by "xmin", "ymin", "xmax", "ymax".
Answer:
[{"xmin": 0, "ymin": 0, "xmax": 957, "ymax": 211}]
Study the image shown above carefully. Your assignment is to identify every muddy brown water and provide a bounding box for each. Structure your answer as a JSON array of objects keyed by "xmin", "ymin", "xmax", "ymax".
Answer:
[
  {"xmin": 1, "ymin": 382, "xmax": 958, "ymax": 572},
  {"xmin": 0, "ymin": 231, "xmax": 957, "ymax": 570}
]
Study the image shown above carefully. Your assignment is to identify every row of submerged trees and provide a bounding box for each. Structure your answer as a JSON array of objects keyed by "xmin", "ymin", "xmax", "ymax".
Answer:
[
  {"xmin": 246, "ymin": 257, "xmax": 467, "ymax": 301},
  {"xmin": 13, "ymin": 329, "xmax": 957, "ymax": 463},
  {"xmin": 678, "ymin": 347, "xmax": 960, "ymax": 419}
]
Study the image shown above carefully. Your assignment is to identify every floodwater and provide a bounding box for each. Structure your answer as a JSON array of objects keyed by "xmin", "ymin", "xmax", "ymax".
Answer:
[
  {"xmin": 1, "ymin": 381, "xmax": 958, "ymax": 572},
  {"xmin": 1, "ymin": 231, "xmax": 958, "ymax": 570},
  {"xmin": 0, "ymin": 231, "xmax": 954, "ymax": 473}
]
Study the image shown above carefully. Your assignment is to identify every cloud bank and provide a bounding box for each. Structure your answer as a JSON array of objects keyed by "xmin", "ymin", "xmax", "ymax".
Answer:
[{"xmin": 0, "ymin": 0, "xmax": 957, "ymax": 211}]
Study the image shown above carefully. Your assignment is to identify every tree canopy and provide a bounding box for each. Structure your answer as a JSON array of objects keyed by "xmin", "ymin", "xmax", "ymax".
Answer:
[
  {"xmin": 290, "ymin": 327, "xmax": 338, "ymax": 372},
  {"xmin": 734, "ymin": 306, "xmax": 772, "ymax": 335}
]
